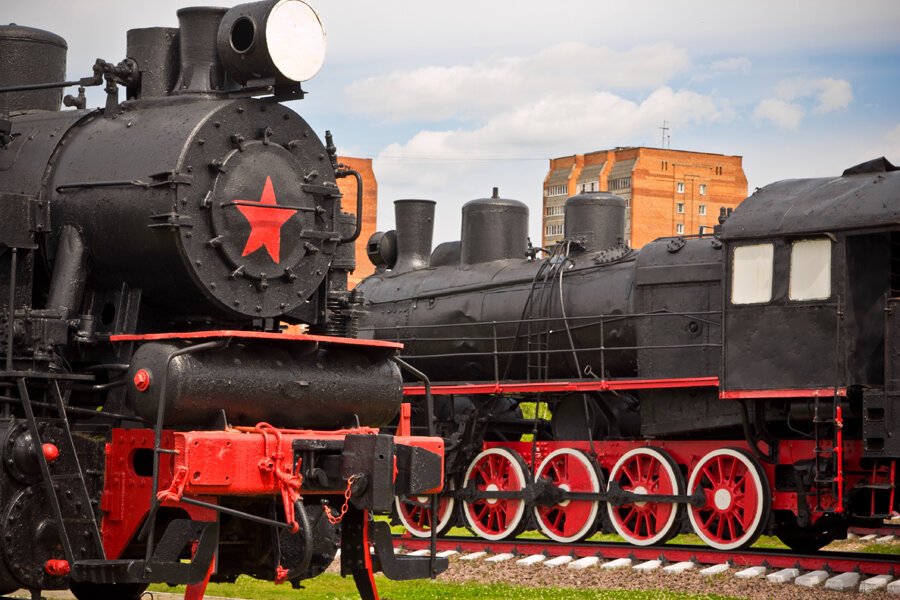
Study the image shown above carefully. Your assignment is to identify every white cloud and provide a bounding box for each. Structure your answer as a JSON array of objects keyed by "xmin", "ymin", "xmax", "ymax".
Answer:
[
  {"xmin": 774, "ymin": 77, "xmax": 853, "ymax": 114},
  {"xmin": 752, "ymin": 98, "xmax": 806, "ymax": 130},
  {"xmin": 344, "ymin": 42, "xmax": 691, "ymax": 122},
  {"xmin": 710, "ymin": 57, "xmax": 752, "ymax": 73},
  {"xmin": 377, "ymin": 87, "xmax": 729, "ymax": 163},
  {"xmin": 754, "ymin": 78, "xmax": 852, "ymax": 129}
]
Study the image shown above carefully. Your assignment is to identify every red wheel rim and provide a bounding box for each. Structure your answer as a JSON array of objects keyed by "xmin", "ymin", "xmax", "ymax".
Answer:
[
  {"xmin": 395, "ymin": 492, "xmax": 454, "ymax": 538},
  {"xmin": 687, "ymin": 448, "xmax": 767, "ymax": 550},
  {"xmin": 533, "ymin": 449, "xmax": 599, "ymax": 542},
  {"xmin": 607, "ymin": 447, "xmax": 682, "ymax": 546},
  {"xmin": 463, "ymin": 448, "xmax": 528, "ymax": 540}
]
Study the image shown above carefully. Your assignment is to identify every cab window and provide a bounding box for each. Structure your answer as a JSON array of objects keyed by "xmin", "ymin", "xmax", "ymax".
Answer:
[
  {"xmin": 732, "ymin": 243, "xmax": 774, "ymax": 304},
  {"xmin": 789, "ymin": 238, "xmax": 831, "ymax": 300}
]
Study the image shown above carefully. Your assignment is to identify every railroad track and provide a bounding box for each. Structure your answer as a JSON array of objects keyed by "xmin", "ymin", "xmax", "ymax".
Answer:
[{"xmin": 393, "ymin": 535, "xmax": 900, "ymax": 592}]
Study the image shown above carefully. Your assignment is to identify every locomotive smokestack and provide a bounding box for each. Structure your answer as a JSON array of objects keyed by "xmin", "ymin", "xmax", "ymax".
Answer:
[
  {"xmin": 392, "ymin": 199, "xmax": 435, "ymax": 274},
  {"xmin": 174, "ymin": 6, "xmax": 229, "ymax": 93}
]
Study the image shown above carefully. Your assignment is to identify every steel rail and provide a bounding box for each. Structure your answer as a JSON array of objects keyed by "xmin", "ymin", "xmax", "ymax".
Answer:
[{"xmin": 394, "ymin": 535, "xmax": 900, "ymax": 576}]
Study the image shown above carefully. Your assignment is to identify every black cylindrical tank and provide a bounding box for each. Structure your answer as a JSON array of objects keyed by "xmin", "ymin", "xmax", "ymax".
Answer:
[
  {"xmin": 565, "ymin": 192, "xmax": 626, "ymax": 251},
  {"xmin": 461, "ymin": 190, "xmax": 528, "ymax": 265},
  {"xmin": 125, "ymin": 341, "xmax": 402, "ymax": 428},
  {"xmin": 0, "ymin": 24, "xmax": 67, "ymax": 112}
]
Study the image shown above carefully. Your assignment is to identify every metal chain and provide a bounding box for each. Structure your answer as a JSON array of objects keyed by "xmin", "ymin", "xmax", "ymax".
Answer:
[{"xmin": 325, "ymin": 474, "xmax": 358, "ymax": 524}]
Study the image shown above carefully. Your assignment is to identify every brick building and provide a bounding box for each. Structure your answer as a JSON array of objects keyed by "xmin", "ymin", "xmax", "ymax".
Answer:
[
  {"xmin": 335, "ymin": 156, "xmax": 378, "ymax": 287},
  {"xmin": 542, "ymin": 147, "xmax": 747, "ymax": 248}
]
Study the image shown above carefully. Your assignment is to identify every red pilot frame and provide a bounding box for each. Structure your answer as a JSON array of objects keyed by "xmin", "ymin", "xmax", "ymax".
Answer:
[{"xmin": 97, "ymin": 423, "xmax": 444, "ymax": 600}]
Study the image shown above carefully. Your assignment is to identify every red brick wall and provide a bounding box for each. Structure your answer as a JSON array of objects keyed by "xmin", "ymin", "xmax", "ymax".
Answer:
[{"xmin": 336, "ymin": 156, "xmax": 377, "ymax": 288}]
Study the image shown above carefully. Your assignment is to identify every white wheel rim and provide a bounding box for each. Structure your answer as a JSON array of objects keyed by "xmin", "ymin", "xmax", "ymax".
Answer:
[
  {"xmin": 686, "ymin": 447, "xmax": 767, "ymax": 550},
  {"xmin": 395, "ymin": 486, "xmax": 455, "ymax": 538},
  {"xmin": 606, "ymin": 447, "xmax": 682, "ymax": 546},
  {"xmin": 532, "ymin": 448, "xmax": 600, "ymax": 543},
  {"xmin": 462, "ymin": 448, "xmax": 528, "ymax": 541}
]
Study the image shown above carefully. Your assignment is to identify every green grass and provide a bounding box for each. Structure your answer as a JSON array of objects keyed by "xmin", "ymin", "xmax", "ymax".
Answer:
[
  {"xmin": 150, "ymin": 574, "xmax": 746, "ymax": 600},
  {"xmin": 859, "ymin": 542, "xmax": 900, "ymax": 554}
]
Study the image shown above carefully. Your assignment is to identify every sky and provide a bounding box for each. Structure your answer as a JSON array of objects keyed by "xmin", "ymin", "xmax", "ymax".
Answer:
[{"xmin": 7, "ymin": 0, "xmax": 900, "ymax": 246}]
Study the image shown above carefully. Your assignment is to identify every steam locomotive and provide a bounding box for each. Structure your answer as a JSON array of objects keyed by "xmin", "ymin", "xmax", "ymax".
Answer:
[
  {"xmin": 357, "ymin": 161, "xmax": 900, "ymax": 551},
  {"xmin": 0, "ymin": 2, "xmax": 445, "ymax": 599}
]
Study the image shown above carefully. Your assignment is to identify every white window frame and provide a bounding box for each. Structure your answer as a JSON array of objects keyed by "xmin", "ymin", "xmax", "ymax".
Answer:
[
  {"xmin": 676, "ymin": 223, "xmax": 684, "ymax": 235},
  {"xmin": 700, "ymin": 183, "xmax": 707, "ymax": 195},
  {"xmin": 677, "ymin": 181, "xmax": 685, "ymax": 193},
  {"xmin": 698, "ymin": 204, "xmax": 706, "ymax": 216},
  {"xmin": 676, "ymin": 202, "xmax": 684, "ymax": 214},
  {"xmin": 789, "ymin": 238, "xmax": 832, "ymax": 301},
  {"xmin": 732, "ymin": 243, "xmax": 774, "ymax": 304}
]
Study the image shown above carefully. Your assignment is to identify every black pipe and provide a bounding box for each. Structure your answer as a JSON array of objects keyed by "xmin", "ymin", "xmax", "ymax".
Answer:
[
  {"xmin": 47, "ymin": 225, "xmax": 87, "ymax": 320},
  {"xmin": 337, "ymin": 168, "xmax": 364, "ymax": 244},
  {"xmin": 284, "ymin": 499, "xmax": 313, "ymax": 580},
  {"xmin": 6, "ymin": 248, "xmax": 15, "ymax": 373}
]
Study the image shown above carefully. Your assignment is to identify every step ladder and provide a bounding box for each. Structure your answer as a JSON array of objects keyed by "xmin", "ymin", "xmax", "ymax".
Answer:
[
  {"xmin": 15, "ymin": 377, "xmax": 106, "ymax": 565},
  {"xmin": 811, "ymin": 393, "xmax": 844, "ymax": 514}
]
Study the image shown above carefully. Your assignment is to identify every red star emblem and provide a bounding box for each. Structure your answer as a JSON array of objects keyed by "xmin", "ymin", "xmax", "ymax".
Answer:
[{"xmin": 235, "ymin": 176, "xmax": 297, "ymax": 263}]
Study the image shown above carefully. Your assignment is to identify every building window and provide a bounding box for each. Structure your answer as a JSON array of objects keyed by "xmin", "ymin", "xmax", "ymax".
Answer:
[
  {"xmin": 700, "ymin": 184, "xmax": 707, "ymax": 195},
  {"xmin": 676, "ymin": 202, "xmax": 684, "ymax": 214},
  {"xmin": 609, "ymin": 176, "xmax": 632, "ymax": 191},
  {"xmin": 715, "ymin": 166, "xmax": 723, "ymax": 175},
  {"xmin": 732, "ymin": 243, "xmax": 774, "ymax": 304},
  {"xmin": 677, "ymin": 181, "xmax": 685, "ymax": 193},
  {"xmin": 676, "ymin": 223, "xmax": 684, "ymax": 235},
  {"xmin": 547, "ymin": 185, "xmax": 567, "ymax": 197},
  {"xmin": 545, "ymin": 224, "xmax": 564, "ymax": 236},
  {"xmin": 789, "ymin": 238, "xmax": 832, "ymax": 301},
  {"xmin": 698, "ymin": 204, "xmax": 706, "ymax": 215},
  {"xmin": 661, "ymin": 160, "xmax": 668, "ymax": 171},
  {"xmin": 545, "ymin": 205, "xmax": 564, "ymax": 217}
]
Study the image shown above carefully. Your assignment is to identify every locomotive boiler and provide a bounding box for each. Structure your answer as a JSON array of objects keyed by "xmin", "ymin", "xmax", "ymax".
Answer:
[
  {"xmin": 357, "ymin": 161, "xmax": 899, "ymax": 551},
  {"xmin": 0, "ymin": 3, "xmax": 445, "ymax": 599}
]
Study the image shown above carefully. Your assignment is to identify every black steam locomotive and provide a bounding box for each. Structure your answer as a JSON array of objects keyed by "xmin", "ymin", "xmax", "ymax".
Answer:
[
  {"xmin": 0, "ymin": 2, "xmax": 444, "ymax": 599},
  {"xmin": 358, "ymin": 162, "xmax": 900, "ymax": 551}
]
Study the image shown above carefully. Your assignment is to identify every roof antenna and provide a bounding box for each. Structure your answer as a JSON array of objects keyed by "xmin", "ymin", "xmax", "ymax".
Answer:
[{"xmin": 659, "ymin": 121, "xmax": 669, "ymax": 148}]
